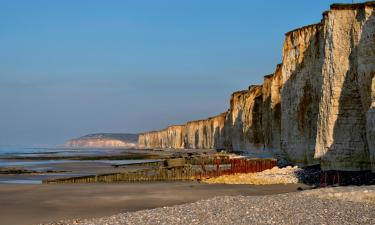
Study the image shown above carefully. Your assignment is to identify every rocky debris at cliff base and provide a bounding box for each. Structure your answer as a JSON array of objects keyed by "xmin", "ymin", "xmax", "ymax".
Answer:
[
  {"xmin": 43, "ymin": 185, "xmax": 375, "ymax": 225},
  {"xmin": 203, "ymin": 166, "xmax": 308, "ymax": 185}
]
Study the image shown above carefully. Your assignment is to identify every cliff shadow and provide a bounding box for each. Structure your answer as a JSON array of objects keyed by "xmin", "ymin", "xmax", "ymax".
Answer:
[
  {"xmin": 246, "ymin": 93, "xmax": 264, "ymax": 150},
  {"xmin": 231, "ymin": 108, "xmax": 244, "ymax": 151},
  {"xmin": 213, "ymin": 126, "xmax": 225, "ymax": 150},
  {"xmin": 194, "ymin": 129, "xmax": 199, "ymax": 149}
]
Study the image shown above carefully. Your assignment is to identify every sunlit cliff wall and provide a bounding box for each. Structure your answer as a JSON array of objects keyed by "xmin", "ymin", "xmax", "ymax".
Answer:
[
  {"xmin": 185, "ymin": 113, "xmax": 227, "ymax": 149},
  {"xmin": 139, "ymin": 2, "xmax": 375, "ymax": 172},
  {"xmin": 224, "ymin": 86, "xmax": 264, "ymax": 152},
  {"xmin": 280, "ymin": 24, "xmax": 323, "ymax": 166},
  {"xmin": 65, "ymin": 133, "xmax": 138, "ymax": 148},
  {"xmin": 138, "ymin": 125, "xmax": 185, "ymax": 149},
  {"xmin": 315, "ymin": 4, "xmax": 375, "ymax": 171},
  {"xmin": 262, "ymin": 65, "xmax": 282, "ymax": 155},
  {"xmin": 138, "ymin": 113, "xmax": 226, "ymax": 150}
]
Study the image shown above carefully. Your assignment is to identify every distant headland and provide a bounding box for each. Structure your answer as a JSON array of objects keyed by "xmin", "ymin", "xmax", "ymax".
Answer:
[{"xmin": 64, "ymin": 133, "xmax": 139, "ymax": 148}]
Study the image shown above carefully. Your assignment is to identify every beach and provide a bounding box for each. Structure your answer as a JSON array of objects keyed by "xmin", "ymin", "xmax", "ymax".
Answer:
[
  {"xmin": 0, "ymin": 182, "xmax": 307, "ymax": 225},
  {"xmin": 0, "ymin": 147, "xmax": 373, "ymax": 225},
  {"xmin": 0, "ymin": 147, "xmax": 313, "ymax": 225},
  {"xmin": 42, "ymin": 185, "xmax": 375, "ymax": 225}
]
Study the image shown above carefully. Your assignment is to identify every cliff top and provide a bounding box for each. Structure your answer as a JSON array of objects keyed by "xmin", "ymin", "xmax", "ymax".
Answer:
[
  {"xmin": 248, "ymin": 84, "xmax": 263, "ymax": 90},
  {"xmin": 285, "ymin": 23, "xmax": 321, "ymax": 36},
  {"xmin": 139, "ymin": 112, "xmax": 227, "ymax": 135},
  {"xmin": 331, "ymin": 1, "xmax": 375, "ymax": 10},
  {"xmin": 186, "ymin": 112, "xmax": 227, "ymax": 124},
  {"xmin": 264, "ymin": 73, "xmax": 274, "ymax": 79},
  {"xmin": 285, "ymin": 1, "xmax": 375, "ymax": 37},
  {"xmin": 231, "ymin": 90, "xmax": 249, "ymax": 95}
]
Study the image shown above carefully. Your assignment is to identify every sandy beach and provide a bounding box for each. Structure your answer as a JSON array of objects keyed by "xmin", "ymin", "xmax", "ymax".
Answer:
[{"xmin": 0, "ymin": 182, "xmax": 308, "ymax": 225}]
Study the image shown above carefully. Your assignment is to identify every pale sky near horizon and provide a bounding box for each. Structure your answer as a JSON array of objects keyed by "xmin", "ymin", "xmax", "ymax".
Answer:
[{"xmin": 0, "ymin": 0, "xmax": 358, "ymax": 146}]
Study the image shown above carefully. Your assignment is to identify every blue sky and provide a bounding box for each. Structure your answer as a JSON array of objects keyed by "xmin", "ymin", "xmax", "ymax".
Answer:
[{"xmin": 0, "ymin": 0, "xmax": 356, "ymax": 145}]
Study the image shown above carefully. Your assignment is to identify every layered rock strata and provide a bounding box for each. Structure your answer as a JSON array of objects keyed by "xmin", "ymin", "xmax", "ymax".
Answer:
[{"xmin": 139, "ymin": 2, "xmax": 375, "ymax": 172}]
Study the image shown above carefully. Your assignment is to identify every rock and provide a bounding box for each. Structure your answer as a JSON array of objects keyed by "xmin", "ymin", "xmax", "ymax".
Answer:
[
  {"xmin": 224, "ymin": 85, "xmax": 264, "ymax": 152},
  {"xmin": 262, "ymin": 65, "xmax": 282, "ymax": 154},
  {"xmin": 138, "ymin": 2, "xmax": 375, "ymax": 172},
  {"xmin": 65, "ymin": 133, "xmax": 138, "ymax": 148},
  {"xmin": 315, "ymin": 4, "xmax": 375, "ymax": 171},
  {"xmin": 280, "ymin": 23, "xmax": 323, "ymax": 166},
  {"xmin": 138, "ymin": 113, "xmax": 226, "ymax": 150}
]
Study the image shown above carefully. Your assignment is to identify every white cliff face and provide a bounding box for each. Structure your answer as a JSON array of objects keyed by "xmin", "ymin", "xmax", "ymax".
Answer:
[
  {"xmin": 66, "ymin": 139, "xmax": 137, "ymax": 148},
  {"xmin": 139, "ymin": 113, "xmax": 226, "ymax": 150},
  {"xmin": 262, "ymin": 65, "xmax": 282, "ymax": 154},
  {"xmin": 315, "ymin": 5, "xmax": 375, "ymax": 171},
  {"xmin": 225, "ymin": 86, "xmax": 264, "ymax": 152},
  {"xmin": 281, "ymin": 24, "xmax": 323, "ymax": 166},
  {"xmin": 139, "ymin": 2, "xmax": 375, "ymax": 172},
  {"xmin": 138, "ymin": 125, "xmax": 185, "ymax": 149},
  {"xmin": 65, "ymin": 133, "xmax": 138, "ymax": 148}
]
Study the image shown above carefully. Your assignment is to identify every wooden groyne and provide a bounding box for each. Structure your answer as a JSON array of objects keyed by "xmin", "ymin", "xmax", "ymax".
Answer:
[{"xmin": 43, "ymin": 158, "xmax": 277, "ymax": 184}]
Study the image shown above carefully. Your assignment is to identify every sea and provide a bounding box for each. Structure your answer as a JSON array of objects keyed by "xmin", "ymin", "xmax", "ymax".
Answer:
[{"xmin": 0, "ymin": 146, "xmax": 159, "ymax": 184}]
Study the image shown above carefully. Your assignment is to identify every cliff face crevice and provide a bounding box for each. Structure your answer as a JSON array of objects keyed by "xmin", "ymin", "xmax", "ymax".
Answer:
[{"xmin": 139, "ymin": 2, "xmax": 375, "ymax": 172}]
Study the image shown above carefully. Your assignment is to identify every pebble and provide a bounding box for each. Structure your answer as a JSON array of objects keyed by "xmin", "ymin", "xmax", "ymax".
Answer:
[{"xmin": 43, "ymin": 185, "xmax": 375, "ymax": 225}]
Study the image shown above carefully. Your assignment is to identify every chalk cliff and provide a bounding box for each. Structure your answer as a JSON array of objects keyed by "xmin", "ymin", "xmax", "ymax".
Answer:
[
  {"xmin": 138, "ymin": 113, "xmax": 226, "ymax": 150},
  {"xmin": 139, "ymin": 2, "xmax": 375, "ymax": 172},
  {"xmin": 262, "ymin": 65, "xmax": 282, "ymax": 155},
  {"xmin": 65, "ymin": 133, "xmax": 139, "ymax": 148},
  {"xmin": 281, "ymin": 23, "xmax": 323, "ymax": 166},
  {"xmin": 224, "ymin": 86, "xmax": 264, "ymax": 152}
]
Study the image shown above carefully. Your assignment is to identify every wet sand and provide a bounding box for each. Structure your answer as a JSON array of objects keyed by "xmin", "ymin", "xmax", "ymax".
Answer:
[
  {"xmin": 0, "ymin": 160, "xmax": 160, "ymax": 184},
  {"xmin": 0, "ymin": 148, "xmax": 217, "ymax": 184},
  {"xmin": 0, "ymin": 182, "xmax": 309, "ymax": 225}
]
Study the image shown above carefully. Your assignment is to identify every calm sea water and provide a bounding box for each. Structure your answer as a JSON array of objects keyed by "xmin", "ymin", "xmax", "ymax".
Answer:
[
  {"xmin": 0, "ymin": 146, "xmax": 159, "ymax": 184},
  {"xmin": 0, "ymin": 146, "xmax": 124, "ymax": 157}
]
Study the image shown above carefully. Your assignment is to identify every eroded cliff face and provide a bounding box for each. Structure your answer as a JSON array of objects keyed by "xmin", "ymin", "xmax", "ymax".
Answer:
[
  {"xmin": 280, "ymin": 24, "xmax": 323, "ymax": 166},
  {"xmin": 139, "ymin": 2, "xmax": 375, "ymax": 172},
  {"xmin": 315, "ymin": 4, "xmax": 375, "ymax": 171},
  {"xmin": 262, "ymin": 65, "xmax": 282, "ymax": 154},
  {"xmin": 138, "ymin": 125, "xmax": 185, "ymax": 149},
  {"xmin": 225, "ymin": 86, "xmax": 264, "ymax": 152},
  {"xmin": 138, "ymin": 113, "xmax": 226, "ymax": 150}
]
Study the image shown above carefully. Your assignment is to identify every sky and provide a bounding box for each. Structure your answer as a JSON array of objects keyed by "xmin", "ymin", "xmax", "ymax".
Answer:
[{"xmin": 0, "ymin": 0, "xmax": 358, "ymax": 146}]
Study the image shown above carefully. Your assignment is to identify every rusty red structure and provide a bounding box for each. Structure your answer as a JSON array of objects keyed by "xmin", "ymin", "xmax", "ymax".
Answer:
[{"xmin": 195, "ymin": 158, "xmax": 277, "ymax": 180}]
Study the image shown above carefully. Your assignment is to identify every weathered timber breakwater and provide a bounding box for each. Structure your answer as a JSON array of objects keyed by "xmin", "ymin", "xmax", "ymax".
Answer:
[
  {"xmin": 43, "ymin": 157, "xmax": 277, "ymax": 184},
  {"xmin": 139, "ymin": 2, "xmax": 375, "ymax": 173}
]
